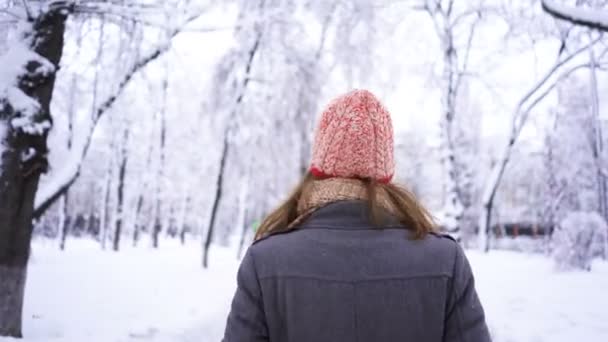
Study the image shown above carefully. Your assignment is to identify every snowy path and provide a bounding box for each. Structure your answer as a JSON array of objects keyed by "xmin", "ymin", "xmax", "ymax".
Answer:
[{"xmin": 1, "ymin": 239, "xmax": 607, "ymax": 341}]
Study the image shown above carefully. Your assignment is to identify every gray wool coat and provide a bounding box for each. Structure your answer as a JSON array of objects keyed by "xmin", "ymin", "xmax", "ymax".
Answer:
[{"xmin": 222, "ymin": 201, "xmax": 491, "ymax": 342}]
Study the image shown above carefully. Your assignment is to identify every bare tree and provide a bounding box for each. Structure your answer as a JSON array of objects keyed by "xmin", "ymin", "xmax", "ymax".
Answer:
[
  {"xmin": 33, "ymin": 5, "xmax": 216, "ymax": 218},
  {"xmin": 477, "ymin": 35, "xmax": 607, "ymax": 251},
  {"xmin": 415, "ymin": 0, "xmax": 486, "ymax": 239},
  {"xmin": 0, "ymin": 1, "xmax": 213, "ymax": 336}
]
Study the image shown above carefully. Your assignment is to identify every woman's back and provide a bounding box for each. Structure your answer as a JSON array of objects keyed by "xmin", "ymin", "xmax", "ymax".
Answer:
[
  {"xmin": 223, "ymin": 201, "xmax": 490, "ymax": 342},
  {"xmin": 222, "ymin": 89, "xmax": 490, "ymax": 341}
]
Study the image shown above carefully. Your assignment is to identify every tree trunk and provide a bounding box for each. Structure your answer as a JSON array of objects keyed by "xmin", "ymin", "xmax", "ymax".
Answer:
[
  {"xmin": 99, "ymin": 154, "xmax": 114, "ymax": 250},
  {"xmin": 133, "ymin": 130, "xmax": 155, "ymax": 247},
  {"xmin": 0, "ymin": 9, "xmax": 67, "ymax": 337},
  {"xmin": 113, "ymin": 125, "xmax": 130, "ymax": 252},
  {"xmin": 439, "ymin": 27, "xmax": 464, "ymax": 239},
  {"xmin": 588, "ymin": 46, "xmax": 607, "ymax": 218},
  {"xmin": 237, "ymin": 207, "xmax": 250, "ymax": 260},
  {"xmin": 152, "ymin": 63, "xmax": 169, "ymax": 249},
  {"xmin": 57, "ymin": 26, "xmax": 81, "ymax": 250},
  {"xmin": 87, "ymin": 206, "xmax": 99, "ymax": 237},
  {"xmin": 587, "ymin": 42, "xmax": 608, "ymax": 259},
  {"xmin": 58, "ymin": 192, "xmax": 70, "ymax": 250},
  {"xmin": 203, "ymin": 133, "xmax": 230, "ymax": 268},
  {"xmin": 202, "ymin": 30, "xmax": 261, "ymax": 267},
  {"xmin": 133, "ymin": 192, "xmax": 144, "ymax": 247},
  {"xmin": 236, "ymin": 177, "xmax": 251, "ymax": 259},
  {"xmin": 178, "ymin": 194, "xmax": 191, "ymax": 245},
  {"xmin": 478, "ymin": 153, "xmax": 509, "ymax": 252},
  {"xmin": 479, "ymin": 196, "xmax": 495, "ymax": 253}
]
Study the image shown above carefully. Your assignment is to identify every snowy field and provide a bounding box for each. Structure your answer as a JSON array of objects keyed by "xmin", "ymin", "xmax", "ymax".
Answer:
[{"xmin": 2, "ymin": 238, "xmax": 607, "ymax": 342}]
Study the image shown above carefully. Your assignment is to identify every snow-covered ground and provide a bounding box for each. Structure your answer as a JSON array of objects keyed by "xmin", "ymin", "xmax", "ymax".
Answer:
[{"xmin": 2, "ymin": 238, "xmax": 607, "ymax": 342}]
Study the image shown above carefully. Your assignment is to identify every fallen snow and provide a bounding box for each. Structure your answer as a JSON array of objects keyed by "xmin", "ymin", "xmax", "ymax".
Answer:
[{"xmin": 1, "ymin": 238, "xmax": 606, "ymax": 342}]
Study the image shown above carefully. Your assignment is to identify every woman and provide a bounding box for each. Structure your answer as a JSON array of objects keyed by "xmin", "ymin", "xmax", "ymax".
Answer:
[{"xmin": 222, "ymin": 90, "xmax": 491, "ymax": 342}]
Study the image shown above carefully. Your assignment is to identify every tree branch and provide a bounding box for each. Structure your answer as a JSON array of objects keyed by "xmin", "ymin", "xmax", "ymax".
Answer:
[
  {"xmin": 514, "ymin": 34, "xmax": 602, "ymax": 117},
  {"xmin": 517, "ymin": 62, "xmax": 596, "ymax": 134},
  {"xmin": 542, "ymin": 0, "xmax": 608, "ymax": 32},
  {"xmin": 20, "ymin": 0, "xmax": 32, "ymax": 19},
  {"xmin": 33, "ymin": 7, "xmax": 208, "ymax": 218}
]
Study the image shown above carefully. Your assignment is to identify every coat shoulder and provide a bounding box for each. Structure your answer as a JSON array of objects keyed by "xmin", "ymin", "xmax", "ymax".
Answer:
[
  {"xmin": 429, "ymin": 232, "xmax": 458, "ymax": 243},
  {"xmin": 251, "ymin": 229, "xmax": 297, "ymax": 248},
  {"xmin": 249, "ymin": 228, "xmax": 306, "ymax": 256}
]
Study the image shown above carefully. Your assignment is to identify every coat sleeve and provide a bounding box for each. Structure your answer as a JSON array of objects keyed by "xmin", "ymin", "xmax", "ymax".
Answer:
[
  {"xmin": 222, "ymin": 248, "xmax": 269, "ymax": 342},
  {"xmin": 443, "ymin": 243, "xmax": 492, "ymax": 342}
]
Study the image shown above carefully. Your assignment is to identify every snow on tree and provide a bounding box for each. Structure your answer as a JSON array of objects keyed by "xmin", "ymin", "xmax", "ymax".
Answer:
[
  {"xmin": 553, "ymin": 211, "xmax": 607, "ymax": 271},
  {"xmin": 0, "ymin": 0, "xmax": 216, "ymax": 336},
  {"xmin": 477, "ymin": 24, "xmax": 607, "ymax": 251},
  {"xmin": 202, "ymin": 0, "xmax": 382, "ymax": 266},
  {"xmin": 410, "ymin": 0, "xmax": 491, "ymax": 240},
  {"xmin": 542, "ymin": 0, "xmax": 608, "ymax": 32},
  {"xmin": 0, "ymin": 6, "xmax": 68, "ymax": 337},
  {"xmin": 553, "ymin": 75, "xmax": 603, "ymax": 212}
]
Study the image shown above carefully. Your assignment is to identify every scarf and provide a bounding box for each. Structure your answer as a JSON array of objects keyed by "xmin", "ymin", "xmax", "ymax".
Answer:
[{"xmin": 286, "ymin": 178, "xmax": 399, "ymax": 229}]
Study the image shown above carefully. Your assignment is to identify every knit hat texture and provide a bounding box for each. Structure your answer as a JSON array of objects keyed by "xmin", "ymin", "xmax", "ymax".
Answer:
[{"xmin": 310, "ymin": 89, "xmax": 394, "ymax": 183}]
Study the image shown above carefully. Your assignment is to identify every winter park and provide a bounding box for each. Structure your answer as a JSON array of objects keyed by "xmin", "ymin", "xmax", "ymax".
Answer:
[{"xmin": 2, "ymin": 0, "xmax": 608, "ymax": 341}]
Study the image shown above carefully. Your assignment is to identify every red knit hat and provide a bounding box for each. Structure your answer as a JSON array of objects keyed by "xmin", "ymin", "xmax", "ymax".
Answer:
[{"xmin": 310, "ymin": 89, "xmax": 395, "ymax": 183}]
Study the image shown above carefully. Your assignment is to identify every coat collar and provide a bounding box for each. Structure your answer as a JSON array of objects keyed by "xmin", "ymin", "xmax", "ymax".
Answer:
[{"xmin": 297, "ymin": 200, "xmax": 403, "ymax": 230}]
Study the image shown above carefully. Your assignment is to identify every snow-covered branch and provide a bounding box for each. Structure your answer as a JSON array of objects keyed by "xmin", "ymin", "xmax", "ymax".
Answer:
[
  {"xmin": 511, "ymin": 36, "xmax": 603, "ymax": 136},
  {"xmin": 542, "ymin": 0, "xmax": 608, "ymax": 32},
  {"xmin": 477, "ymin": 35, "xmax": 604, "ymax": 251},
  {"xmin": 33, "ymin": 7, "xmax": 208, "ymax": 217}
]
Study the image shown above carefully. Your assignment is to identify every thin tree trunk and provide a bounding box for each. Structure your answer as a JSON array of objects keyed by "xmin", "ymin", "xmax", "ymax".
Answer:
[
  {"xmin": 422, "ymin": 4, "xmax": 479, "ymax": 241},
  {"xmin": 152, "ymin": 61, "xmax": 169, "ymax": 249},
  {"xmin": 178, "ymin": 194, "xmax": 191, "ymax": 245},
  {"xmin": 203, "ymin": 134, "xmax": 229, "ymax": 268},
  {"xmin": 588, "ymin": 46, "xmax": 607, "ymax": 217},
  {"xmin": 99, "ymin": 112, "xmax": 117, "ymax": 250},
  {"xmin": 87, "ymin": 205, "xmax": 98, "ymax": 237},
  {"xmin": 439, "ymin": 30, "xmax": 464, "ymax": 239},
  {"xmin": 202, "ymin": 31, "xmax": 262, "ymax": 268},
  {"xmin": 133, "ymin": 191, "xmax": 144, "ymax": 246},
  {"xmin": 59, "ymin": 65, "xmax": 78, "ymax": 250},
  {"xmin": 237, "ymin": 207, "xmax": 250, "ymax": 260},
  {"xmin": 113, "ymin": 124, "xmax": 130, "ymax": 252},
  {"xmin": 132, "ymin": 167, "xmax": 149, "ymax": 247},
  {"xmin": 587, "ymin": 41, "xmax": 608, "ymax": 259},
  {"xmin": 132, "ymin": 173, "xmax": 148, "ymax": 247},
  {"xmin": 236, "ymin": 176, "xmax": 250, "ymax": 259},
  {"xmin": 0, "ymin": 9, "xmax": 67, "ymax": 337},
  {"xmin": 58, "ymin": 192, "xmax": 70, "ymax": 250},
  {"xmin": 100, "ymin": 147, "xmax": 114, "ymax": 250},
  {"xmin": 133, "ymin": 121, "xmax": 155, "ymax": 247}
]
